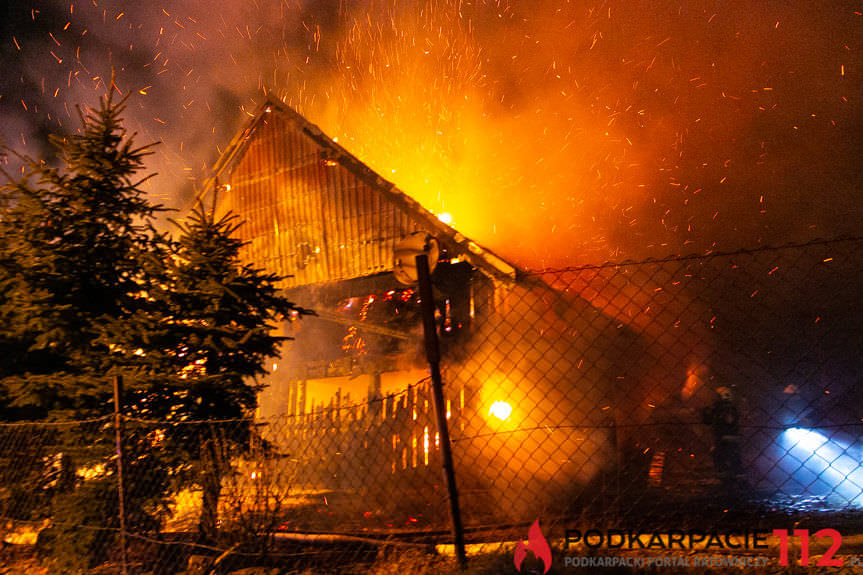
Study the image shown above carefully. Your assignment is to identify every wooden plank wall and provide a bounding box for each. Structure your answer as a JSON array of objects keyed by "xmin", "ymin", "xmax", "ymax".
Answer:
[
  {"xmin": 220, "ymin": 114, "xmax": 424, "ymax": 288},
  {"xmin": 267, "ymin": 379, "xmax": 471, "ymax": 493}
]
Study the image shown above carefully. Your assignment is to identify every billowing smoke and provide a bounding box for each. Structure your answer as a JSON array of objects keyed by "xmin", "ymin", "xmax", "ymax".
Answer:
[
  {"xmin": 0, "ymin": 0, "xmax": 336, "ymax": 207},
  {"xmin": 2, "ymin": 0, "xmax": 862, "ymax": 267}
]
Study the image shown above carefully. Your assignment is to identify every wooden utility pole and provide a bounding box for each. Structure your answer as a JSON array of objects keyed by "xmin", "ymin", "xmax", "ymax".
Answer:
[{"xmin": 415, "ymin": 254, "xmax": 467, "ymax": 569}]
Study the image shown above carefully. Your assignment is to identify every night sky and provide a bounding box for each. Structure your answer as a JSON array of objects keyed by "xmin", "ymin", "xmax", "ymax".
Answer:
[{"xmin": 2, "ymin": 0, "xmax": 862, "ymax": 268}]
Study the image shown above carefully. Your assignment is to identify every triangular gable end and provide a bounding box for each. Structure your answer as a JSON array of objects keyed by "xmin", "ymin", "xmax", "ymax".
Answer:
[{"xmin": 201, "ymin": 100, "xmax": 517, "ymax": 288}]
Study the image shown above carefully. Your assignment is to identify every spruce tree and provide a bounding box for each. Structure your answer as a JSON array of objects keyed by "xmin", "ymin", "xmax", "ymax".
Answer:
[
  {"xmin": 0, "ymin": 91, "xmax": 171, "ymax": 570},
  {"xmin": 160, "ymin": 204, "xmax": 307, "ymax": 543},
  {"xmin": 0, "ymin": 91, "xmax": 165, "ymax": 417},
  {"xmin": 1, "ymin": 92, "xmax": 308, "ymax": 557},
  {"xmin": 103, "ymin": 203, "xmax": 308, "ymax": 543}
]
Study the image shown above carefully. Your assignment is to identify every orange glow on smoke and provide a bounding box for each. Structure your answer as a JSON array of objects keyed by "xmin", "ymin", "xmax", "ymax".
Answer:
[
  {"xmin": 6, "ymin": 1, "xmax": 857, "ymax": 270},
  {"xmin": 302, "ymin": 1, "xmax": 650, "ymax": 268}
]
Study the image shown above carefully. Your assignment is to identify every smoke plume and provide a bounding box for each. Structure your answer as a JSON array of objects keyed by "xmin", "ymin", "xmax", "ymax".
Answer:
[{"xmin": 2, "ymin": 0, "xmax": 861, "ymax": 267}]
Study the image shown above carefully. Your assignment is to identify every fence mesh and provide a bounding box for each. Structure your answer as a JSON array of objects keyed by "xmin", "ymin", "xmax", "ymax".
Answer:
[
  {"xmin": 450, "ymin": 238, "xmax": 863, "ymax": 530},
  {"xmin": 2, "ymin": 238, "xmax": 862, "ymax": 572}
]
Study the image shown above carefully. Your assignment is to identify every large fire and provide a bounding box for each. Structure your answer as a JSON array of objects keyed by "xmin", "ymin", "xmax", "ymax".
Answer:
[
  {"xmin": 305, "ymin": 1, "xmax": 652, "ymax": 266},
  {"xmin": 3, "ymin": 1, "xmax": 860, "ymax": 269},
  {"xmin": 286, "ymin": 1, "xmax": 862, "ymax": 267},
  {"xmin": 4, "ymin": 0, "xmax": 862, "ymax": 532}
]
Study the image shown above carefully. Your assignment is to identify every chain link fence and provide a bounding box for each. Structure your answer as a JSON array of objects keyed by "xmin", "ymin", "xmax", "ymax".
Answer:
[
  {"xmin": 2, "ymin": 238, "xmax": 862, "ymax": 572},
  {"xmin": 450, "ymin": 237, "xmax": 863, "ymax": 531}
]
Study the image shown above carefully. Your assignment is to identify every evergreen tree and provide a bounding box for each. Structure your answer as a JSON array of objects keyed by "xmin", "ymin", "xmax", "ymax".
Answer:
[
  {"xmin": 0, "ymin": 92, "xmax": 307, "ymax": 565},
  {"xmin": 0, "ymin": 90, "xmax": 174, "ymax": 571},
  {"xmin": 0, "ymin": 91, "xmax": 165, "ymax": 417},
  {"xmin": 120, "ymin": 204, "xmax": 307, "ymax": 543}
]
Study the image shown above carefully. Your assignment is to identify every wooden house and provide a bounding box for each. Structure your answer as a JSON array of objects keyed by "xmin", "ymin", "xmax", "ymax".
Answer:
[{"xmin": 202, "ymin": 101, "xmax": 684, "ymax": 521}]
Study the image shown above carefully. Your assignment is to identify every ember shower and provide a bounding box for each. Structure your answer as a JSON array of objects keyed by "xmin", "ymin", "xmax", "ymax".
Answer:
[
  {"xmin": 3, "ymin": 0, "xmax": 863, "ymax": 554},
  {"xmin": 2, "ymin": 0, "xmax": 862, "ymax": 268}
]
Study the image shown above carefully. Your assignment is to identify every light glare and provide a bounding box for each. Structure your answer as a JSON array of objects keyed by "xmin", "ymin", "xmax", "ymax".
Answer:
[
  {"xmin": 488, "ymin": 400, "xmax": 512, "ymax": 421},
  {"xmin": 776, "ymin": 428, "xmax": 863, "ymax": 506}
]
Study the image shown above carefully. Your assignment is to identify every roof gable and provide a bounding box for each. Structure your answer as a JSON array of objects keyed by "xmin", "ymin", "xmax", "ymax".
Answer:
[{"xmin": 202, "ymin": 100, "xmax": 517, "ymax": 287}]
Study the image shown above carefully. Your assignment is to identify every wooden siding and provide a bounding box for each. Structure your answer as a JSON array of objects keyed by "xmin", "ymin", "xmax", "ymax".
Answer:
[
  {"xmin": 216, "ymin": 112, "xmax": 424, "ymax": 288},
  {"xmin": 261, "ymin": 377, "xmax": 470, "ymax": 498}
]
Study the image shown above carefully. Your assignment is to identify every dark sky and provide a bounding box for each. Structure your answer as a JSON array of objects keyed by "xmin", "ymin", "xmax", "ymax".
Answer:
[{"xmin": 2, "ymin": 0, "xmax": 862, "ymax": 267}]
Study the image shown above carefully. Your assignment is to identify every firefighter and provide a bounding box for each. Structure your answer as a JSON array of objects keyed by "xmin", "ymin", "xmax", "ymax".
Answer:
[{"xmin": 702, "ymin": 386, "xmax": 744, "ymax": 489}]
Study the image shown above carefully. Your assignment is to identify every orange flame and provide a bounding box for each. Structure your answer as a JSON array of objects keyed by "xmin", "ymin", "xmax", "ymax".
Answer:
[{"xmin": 514, "ymin": 519, "xmax": 552, "ymax": 574}]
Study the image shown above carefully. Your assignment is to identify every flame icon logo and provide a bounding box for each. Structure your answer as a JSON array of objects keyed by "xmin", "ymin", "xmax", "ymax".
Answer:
[{"xmin": 514, "ymin": 519, "xmax": 552, "ymax": 574}]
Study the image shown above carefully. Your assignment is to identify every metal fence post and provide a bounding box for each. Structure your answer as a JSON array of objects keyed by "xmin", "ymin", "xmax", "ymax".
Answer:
[
  {"xmin": 113, "ymin": 375, "xmax": 129, "ymax": 575},
  {"xmin": 416, "ymin": 254, "xmax": 467, "ymax": 569}
]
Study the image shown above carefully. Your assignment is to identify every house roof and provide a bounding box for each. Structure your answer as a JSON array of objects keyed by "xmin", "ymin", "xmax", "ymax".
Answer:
[{"xmin": 199, "ymin": 100, "xmax": 517, "ymax": 283}]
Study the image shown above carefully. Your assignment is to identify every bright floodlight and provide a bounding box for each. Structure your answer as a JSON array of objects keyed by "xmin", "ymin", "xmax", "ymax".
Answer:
[
  {"xmin": 777, "ymin": 427, "xmax": 863, "ymax": 506},
  {"xmin": 784, "ymin": 427, "xmax": 830, "ymax": 450},
  {"xmin": 488, "ymin": 400, "xmax": 513, "ymax": 421}
]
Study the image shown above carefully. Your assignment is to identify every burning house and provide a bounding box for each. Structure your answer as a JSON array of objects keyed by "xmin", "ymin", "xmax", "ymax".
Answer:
[{"xmin": 201, "ymin": 100, "xmax": 723, "ymax": 523}]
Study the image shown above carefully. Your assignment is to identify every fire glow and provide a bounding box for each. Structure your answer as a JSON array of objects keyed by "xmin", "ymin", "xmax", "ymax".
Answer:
[
  {"xmin": 5, "ymin": 1, "xmax": 859, "ymax": 269},
  {"xmin": 488, "ymin": 400, "xmax": 513, "ymax": 422}
]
